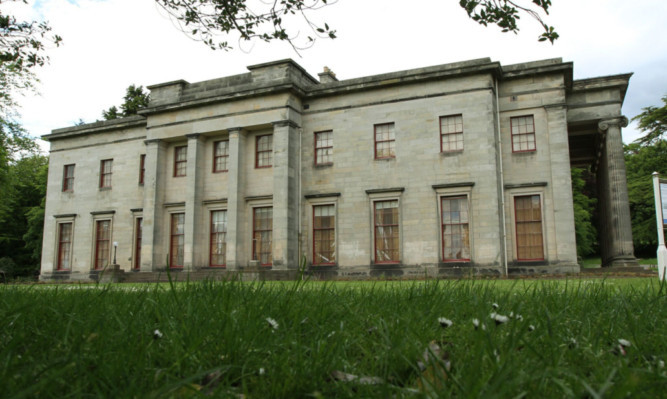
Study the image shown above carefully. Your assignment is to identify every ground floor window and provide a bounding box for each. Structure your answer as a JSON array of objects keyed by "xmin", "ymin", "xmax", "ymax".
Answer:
[
  {"xmin": 313, "ymin": 204, "xmax": 335, "ymax": 265},
  {"xmin": 57, "ymin": 223, "xmax": 73, "ymax": 270},
  {"xmin": 253, "ymin": 207, "xmax": 272, "ymax": 266},
  {"xmin": 515, "ymin": 195, "xmax": 544, "ymax": 260},
  {"xmin": 210, "ymin": 210, "xmax": 227, "ymax": 267},
  {"xmin": 374, "ymin": 200, "xmax": 399, "ymax": 263},
  {"xmin": 441, "ymin": 196, "xmax": 470, "ymax": 261},
  {"xmin": 134, "ymin": 218, "xmax": 142, "ymax": 270},
  {"xmin": 170, "ymin": 213, "xmax": 185, "ymax": 268},
  {"xmin": 95, "ymin": 220, "xmax": 111, "ymax": 269}
]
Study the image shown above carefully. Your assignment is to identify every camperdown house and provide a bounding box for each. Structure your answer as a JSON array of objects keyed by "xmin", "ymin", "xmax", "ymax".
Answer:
[{"xmin": 39, "ymin": 58, "xmax": 637, "ymax": 281}]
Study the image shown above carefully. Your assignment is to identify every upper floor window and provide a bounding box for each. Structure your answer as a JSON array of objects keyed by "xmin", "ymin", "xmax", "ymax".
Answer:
[
  {"xmin": 511, "ymin": 115, "xmax": 536, "ymax": 152},
  {"xmin": 213, "ymin": 140, "xmax": 229, "ymax": 172},
  {"xmin": 315, "ymin": 130, "xmax": 333, "ymax": 165},
  {"xmin": 139, "ymin": 154, "xmax": 146, "ymax": 185},
  {"xmin": 174, "ymin": 146, "xmax": 187, "ymax": 177},
  {"xmin": 62, "ymin": 164, "xmax": 75, "ymax": 192},
  {"xmin": 256, "ymin": 134, "xmax": 273, "ymax": 168},
  {"xmin": 374, "ymin": 123, "xmax": 395, "ymax": 159},
  {"xmin": 440, "ymin": 114, "xmax": 464, "ymax": 152},
  {"xmin": 100, "ymin": 159, "xmax": 112, "ymax": 188}
]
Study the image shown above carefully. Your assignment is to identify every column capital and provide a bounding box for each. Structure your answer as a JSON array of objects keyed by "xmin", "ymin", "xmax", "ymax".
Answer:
[
  {"xmin": 272, "ymin": 120, "xmax": 300, "ymax": 129},
  {"xmin": 144, "ymin": 138, "xmax": 162, "ymax": 145},
  {"xmin": 185, "ymin": 133, "xmax": 201, "ymax": 139},
  {"xmin": 598, "ymin": 116, "xmax": 629, "ymax": 132}
]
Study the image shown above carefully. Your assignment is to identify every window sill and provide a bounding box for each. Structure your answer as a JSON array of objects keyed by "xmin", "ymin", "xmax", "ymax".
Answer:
[
  {"xmin": 374, "ymin": 157, "xmax": 395, "ymax": 162},
  {"xmin": 511, "ymin": 150, "xmax": 537, "ymax": 155},
  {"xmin": 99, "ymin": 187, "xmax": 112, "ymax": 191},
  {"xmin": 314, "ymin": 163, "xmax": 333, "ymax": 169},
  {"xmin": 440, "ymin": 150, "xmax": 464, "ymax": 157},
  {"xmin": 213, "ymin": 170, "xmax": 228, "ymax": 174}
]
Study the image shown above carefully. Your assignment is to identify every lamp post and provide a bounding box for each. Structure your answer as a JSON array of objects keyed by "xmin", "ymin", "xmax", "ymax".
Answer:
[{"xmin": 652, "ymin": 172, "xmax": 667, "ymax": 281}]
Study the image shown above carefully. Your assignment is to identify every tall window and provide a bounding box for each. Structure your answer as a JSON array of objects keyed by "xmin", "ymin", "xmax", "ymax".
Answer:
[
  {"xmin": 210, "ymin": 210, "xmax": 227, "ymax": 267},
  {"xmin": 374, "ymin": 200, "xmax": 399, "ymax": 263},
  {"xmin": 57, "ymin": 223, "xmax": 73, "ymax": 270},
  {"xmin": 440, "ymin": 115, "xmax": 464, "ymax": 152},
  {"xmin": 315, "ymin": 131, "xmax": 333, "ymax": 165},
  {"xmin": 256, "ymin": 135, "xmax": 273, "ymax": 168},
  {"xmin": 511, "ymin": 115, "xmax": 536, "ymax": 152},
  {"xmin": 95, "ymin": 220, "xmax": 111, "ymax": 269},
  {"xmin": 62, "ymin": 164, "xmax": 75, "ymax": 192},
  {"xmin": 374, "ymin": 123, "xmax": 395, "ymax": 159},
  {"xmin": 100, "ymin": 159, "xmax": 113, "ymax": 188},
  {"xmin": 515, "ymin": 195, "xmax": 544, "ymax": 260},
  {"xmin": 253, "ymin": 207, "xmax": 272, "ymax": 266},
  {"xmin": 170, "ymin": 213, "xmax": 185, "ymax": 268},
  {"xmin": 213, "ymin": 140, "xmax": 229, "ymax": 172},
  {"xmin": 134, "ymin": 218, "xmax": 142, "ymax": 270},
  {"xmin": 174, "ymin": 146, "xmax": 187, "ymax": 177},
  {"xmin": 139, "ymin": 154, "xmax": 146, "ymax": 184},
  {"xmin": 313, "ymin": 205, "xmax": 335, "ymax": 265},
  {"xmin": 441, "ymin": 196, "xmax": 470, "ymax": 261}
]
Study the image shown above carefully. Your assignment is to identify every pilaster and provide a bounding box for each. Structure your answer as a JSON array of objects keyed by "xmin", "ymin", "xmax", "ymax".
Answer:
[
  {"xmin": 183, "ymin": 133, "xmax": 204, "ymax": 270},
  {"xmin": 141, "ymin": 139, "xmax": 166, "ymax": 271},
  {"xmin": 226, "ymin": 128, "xmax": 246, "ymax": 270},
  {"xmin": 597, "ymin": 117, "xmax": 638, "ymax": 267},
  {"xmin": 272, "ymin": 120, "xmax": 300, "ymax": 269}
]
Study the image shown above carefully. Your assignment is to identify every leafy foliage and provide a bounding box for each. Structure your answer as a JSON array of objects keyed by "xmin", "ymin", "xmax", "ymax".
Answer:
[
  {"xmin": 459, "ymin": 0, "xmax": 559, "ymax": 43},
  {"xmin": 571, "ymin": 168, "xmax": 597, "ymax": 257},
  {"xmin": 0, "ymin": 0, "xmax": 62, "ymax": 71},
  {"xmin": 156, "ymin": 0, "xmax": 557, "ymax": 53},
  {"xmin": 155, "ymin": 0, "xmax": 337, "ymax": 52},
  {"xmin": 103, "ymin": 85, "xmax": 150, "ymax": 120},
  {"xmin": 624, "ymin": 141, "xmax": 667, "ymax": 257},
  {"xmin": 632, "ymin": 95, "xmax": 667, "ymax": 146},
  {"xmin": 0, "ymin": 154, "xmax": 48, "ymax": 278}
]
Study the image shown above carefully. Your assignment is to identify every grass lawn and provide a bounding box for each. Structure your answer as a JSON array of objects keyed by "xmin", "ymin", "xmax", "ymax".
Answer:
[{"xmin": 1, "ymin": 278, "xmax": 665, "ymax": 398}]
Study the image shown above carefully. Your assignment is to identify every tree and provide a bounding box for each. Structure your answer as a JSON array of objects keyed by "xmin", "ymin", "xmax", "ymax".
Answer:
[
  {"xmin": 0, "ymin": 154, "xmax": 48, "ymax": 278},
  {"xmin": 102, "ymin": 85, "xmax": 150, "ymax": 120},
  {"xmin": 625, "ymin": 141, "xmax": 667, "ymax": 257},
  {"xmin": 571, "ymin": 167, "xmax": 597, "ymax": 257},
  {"xmin": 632, "ymin": 95, "xmax": 667, "ymax": 146},
  {"xmin": 155, "ymin": 0, "xmax": 558, "ymax": 52}
]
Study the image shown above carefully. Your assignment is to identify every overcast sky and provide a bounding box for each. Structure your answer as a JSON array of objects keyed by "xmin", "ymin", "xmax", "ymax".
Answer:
[{"xmin": 10, "ymin": 0, "xmax": 667, "ymax": 150}]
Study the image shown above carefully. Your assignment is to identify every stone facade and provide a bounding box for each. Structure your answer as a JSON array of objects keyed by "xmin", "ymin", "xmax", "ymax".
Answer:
[{"xmin": 39, "ymin": 58, "xmax": 636, "ymax": 281}]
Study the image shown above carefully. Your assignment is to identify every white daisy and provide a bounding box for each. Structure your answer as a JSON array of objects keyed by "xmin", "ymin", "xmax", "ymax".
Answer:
[
  {"xmin": 153, "ymin": 329, "xmax": 163, "ymax": 339},
  {"xmin": 266, "ymin": 317, "xmax": 279, "ymax": 331},
  {"xmin": 438, "ymin": 317, "xmax": 453, "ymax": 328}
]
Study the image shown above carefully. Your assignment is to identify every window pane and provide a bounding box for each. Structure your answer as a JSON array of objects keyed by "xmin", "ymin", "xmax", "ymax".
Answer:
[
  {"xmin": 515, "ymin": 195, "xmax": 544, "ymax": 260},
  {"xmin": 441, "ymin": 197, "xmax": 470, "ymax": 261}
]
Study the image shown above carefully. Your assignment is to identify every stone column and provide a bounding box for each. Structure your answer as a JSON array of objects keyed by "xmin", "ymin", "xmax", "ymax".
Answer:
[
  {"xmin": 183, "ymin": 133, "xmax": 204, "ymax": 270},
  {"xmin": 597, "ymin": 117, "xmax": 638, "ymax": 267},
  {"xmin": 226, "ymin": 128, "xmax": 246, "ymax": 270},
  {"xmin": 272, "ymin": 120, "xmax": 300, "ymax": 270},
  {"xmin": 141, "ymin": 139, "xmax": 166, "ymax": 271}
]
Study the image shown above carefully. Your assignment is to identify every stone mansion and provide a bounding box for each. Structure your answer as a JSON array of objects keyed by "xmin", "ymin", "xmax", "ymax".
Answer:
[{"xmin": 39, "ymin": 57, "xmax": 637, "ymax": 281}]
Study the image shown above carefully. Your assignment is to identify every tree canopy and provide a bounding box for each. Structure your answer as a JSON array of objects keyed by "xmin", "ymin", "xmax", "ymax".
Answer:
[
  {"xmin": 632, "ymin": 95, "xmax": 667, "ymax": 146},
  {"xmin": 156, "ymin": 0, "xmax": 558, "ymax": 52},
  {"xmin": 103, "ymin": 85, "xmax": 150, "ymax": 120}
]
